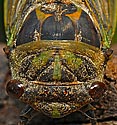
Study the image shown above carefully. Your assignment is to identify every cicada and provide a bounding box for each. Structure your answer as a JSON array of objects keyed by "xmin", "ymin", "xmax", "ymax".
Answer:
[{"xmin": 3, "ymin": 0, "xmax": 117, "ymax": 125}]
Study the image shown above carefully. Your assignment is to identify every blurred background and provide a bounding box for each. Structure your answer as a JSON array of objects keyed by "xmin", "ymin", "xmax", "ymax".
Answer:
[{"xmin": 0, "ymin": 0, "xmax": 5, "ymax": 43}]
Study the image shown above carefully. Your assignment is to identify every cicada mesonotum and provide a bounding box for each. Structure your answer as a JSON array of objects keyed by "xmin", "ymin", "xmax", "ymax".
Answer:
[{"xmin": 3, "ymin": 0, "xmax": 117, "ymax": 125}]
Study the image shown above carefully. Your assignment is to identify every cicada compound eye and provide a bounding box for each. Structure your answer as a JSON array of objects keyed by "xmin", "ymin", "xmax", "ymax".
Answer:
[
  {"xmin": 89, "ymin": 81, "xmax": 107, "ymax": 101},
  {"xmin": 6, "ymin": 80, "xmax": 24, "ymax": 99}
]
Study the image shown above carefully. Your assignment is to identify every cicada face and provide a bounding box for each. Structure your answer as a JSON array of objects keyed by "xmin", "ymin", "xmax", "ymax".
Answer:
[{"xmin": 4, "ymin": 0, "xmax": 117, "ymax": 119}]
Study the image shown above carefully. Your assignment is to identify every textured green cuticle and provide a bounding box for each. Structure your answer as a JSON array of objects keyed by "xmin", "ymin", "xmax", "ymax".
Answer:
[
  {"xmin": 52, "ymin": 107, "xmax": 60, "ymax": 118},
  {"xmin": 53, "ymin": 55, "xmax": 61, "ymax": 80},
  {"xmin": 64, "ymin": 51, "xmax": 82, "ymax": 69},
  {"xmin": 32, "ymin": 51, "xmax": 51, "ymax": 69}
]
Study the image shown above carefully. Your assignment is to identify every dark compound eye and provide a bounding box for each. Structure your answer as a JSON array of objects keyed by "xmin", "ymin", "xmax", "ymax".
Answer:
[
  {"xmin": 89, "ymin": 81, "xmax": 107, "ymax": 101},
  {"xmin": 6, "ymin": 80, "xmax": 24, "ymax": 99}
]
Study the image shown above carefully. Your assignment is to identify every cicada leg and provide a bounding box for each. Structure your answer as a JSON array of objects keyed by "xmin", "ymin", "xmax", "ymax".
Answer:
[
  {"xmin": 79, "ymin": 104, "xmax": 97, "ymax": 125},
  {"xmin": 88, "ymin": 110, "xmax": 97, "ymax": 125},
  {"xmin": 18, "ymin": 105, "xmax": 38, "ymax": 125}
]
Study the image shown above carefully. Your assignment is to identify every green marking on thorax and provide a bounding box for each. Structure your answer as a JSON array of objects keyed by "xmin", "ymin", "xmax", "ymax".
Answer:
[
  {"xmin": 32, "ymin": 51, "xmax": 51, "ymax": 69},
  {"xmin": 64, "ymin": 51, "xmax": 82, "ymax": 69},
  {"xmin": 53, "ymin": 55, "xmax": 61, "ymax": 80}
]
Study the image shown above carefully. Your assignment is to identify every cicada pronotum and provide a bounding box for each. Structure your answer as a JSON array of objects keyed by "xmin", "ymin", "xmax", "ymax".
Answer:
[{"xmin": 3, "ymin": 0, "xmax": 117, "ymax": 125}]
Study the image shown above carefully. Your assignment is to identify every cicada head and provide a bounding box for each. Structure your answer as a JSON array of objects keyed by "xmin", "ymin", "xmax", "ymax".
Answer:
[{"xmin": 4, "ymin": 0, "xmax": 117, "ymax": 118}]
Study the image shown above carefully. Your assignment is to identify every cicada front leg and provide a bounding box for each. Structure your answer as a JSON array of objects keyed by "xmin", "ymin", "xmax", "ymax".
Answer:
[
  {"xmin": 18, "ymin": 105, "xmax": 38, "ymax": 125},
  {"xmin": 79, "ymin": 104, "xmax": 97, "ymax": 125},
  {"xmin": 88, "ymin": 110, "xmax": 97, "ymax": 125}
]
